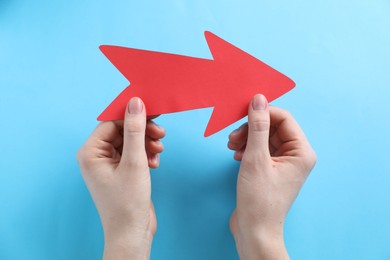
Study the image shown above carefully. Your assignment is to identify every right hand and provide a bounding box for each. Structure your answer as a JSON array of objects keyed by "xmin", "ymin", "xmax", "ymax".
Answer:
[{"xmin": 228, "ymin": 94, "xmax": 316, "ymax": 259}]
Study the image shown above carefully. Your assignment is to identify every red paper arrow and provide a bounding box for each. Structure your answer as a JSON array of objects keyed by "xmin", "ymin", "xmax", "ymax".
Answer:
[{"xmin": 98, "ymin": 31, "xmax": 295, "ymax": 137}]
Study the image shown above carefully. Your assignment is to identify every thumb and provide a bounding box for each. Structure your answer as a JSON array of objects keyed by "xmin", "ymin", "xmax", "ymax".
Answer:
[
  {"xmin": 120, "ymin": 97, "xmax": 148, "ymax": 168},
  {"xmin": 244, "ymin": 94, "xmax": 271, "ymax": 161}
]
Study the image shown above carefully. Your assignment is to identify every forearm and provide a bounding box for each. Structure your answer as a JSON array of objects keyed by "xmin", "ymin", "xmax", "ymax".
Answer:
[
  {"xmin": 234, "ymin": 227, "xmax": 289, "ymax": 260},
  {"xmin": 103, "ymin": 229, "xmax": 153, "ymax": 260},
  {"xmin": 104, "ymin": 244, "xmax": 151, "ymax": 260}
]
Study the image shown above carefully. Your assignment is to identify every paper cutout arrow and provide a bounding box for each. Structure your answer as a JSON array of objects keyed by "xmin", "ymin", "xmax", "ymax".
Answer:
[{"xmin": 98, "ymin": 31, "xmax": 295, "ymax": 137}]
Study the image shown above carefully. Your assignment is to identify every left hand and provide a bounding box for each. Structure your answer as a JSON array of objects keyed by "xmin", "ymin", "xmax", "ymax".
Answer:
[{"xmin": 77, "ymin": 97, "xmax": 165, "ymax": 259}]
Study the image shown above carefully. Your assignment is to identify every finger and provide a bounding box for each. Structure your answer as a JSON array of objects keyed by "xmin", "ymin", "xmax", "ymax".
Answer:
[
  {"xmin": 113, "ymin": 115, "xmax": 160, "ymax": 127},
  {"xmin": 114, "ymin": 117, "xmax": 164, "ymax": 140},
  {"xmin": 234, "ymin": 147, "xmax": 245, "ymax": 161},
  {"xmin": 229, "ymin": 123, "xmax": 248, "ymax": 141},
  {"xmin": 244, "ymin": 94, "xmax": 271, "ymax": 161},
  {"xmin": 228, "ymin": 138, "xmax": 247, "ymax": 151},
  {"xmin": 228, "ymin": 123, "xmax": 248, "ymax": 150},
  {"xmin": 147, "ymin": 153, "xmax": 160, "ymax": 169},
  {"xmin": 115, "ymin": 116, "xmax": 160, "ymax": 126},
  {"xmin": 116, "ymin": 143, "xmax": 123, "ymax": 156},
  {"xmin": 77, "ymin": 121, "xmax": 123, "ymax": 170},
  {"xmin": 145, "ymin": 137, "xmax": 164, "ymax": 154},
  {"xmin": 269, "ymin": 126, "xmax": 282, "ymax": 150},
  {"xmin": 269, "ymin": 107, "xmax": 314, "ymax": 159},
  {"xmin": 87, "ymin": 121, "xmax": 121, "ymax": 145},
  {"xmin": 269, "ymin": 107, "xmax": 307, "ymax": 144},
  {"xmin": 112, "ymin": 120, "xmax": 124, "ymax": 128},
  {"xmin": 120, "ymin": 97, "xmax": 148, "ymax": 168},
  {"xmin": 269, "ymin": 107, "xmax": 316, "ymax": 169},
  {"xmin": 228, "ymin": 141, "xmax": 239, "ymax": 151},
  {"xmin": 146, "ymin": 120, "xmax": 166, "ymax": 140},
  {"xmin": 269, "ymin": 142, "xmax": 277, "ymax": 156}
]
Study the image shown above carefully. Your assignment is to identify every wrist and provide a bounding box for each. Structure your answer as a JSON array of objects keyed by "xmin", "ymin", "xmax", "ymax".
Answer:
[
  {"xmin": 103, "ymin": 227, "xmax": 154, "ymax": 260},
  {"xmin": 233, "ymin": 226, "xmax": 289, "ymax": 260}
]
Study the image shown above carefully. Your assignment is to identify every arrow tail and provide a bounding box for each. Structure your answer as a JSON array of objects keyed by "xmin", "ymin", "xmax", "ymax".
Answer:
[
  {"xmin": 97, "ymin": 85, "xmax": 135, "ymax": 120},
  {"xmin": 98, "ymin": 83, "xmax": 220, "ymax": 120}
]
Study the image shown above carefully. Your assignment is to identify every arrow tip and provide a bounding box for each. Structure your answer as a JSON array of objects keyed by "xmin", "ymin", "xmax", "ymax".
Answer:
[{"xmin": 202, "ymin": 31, "xmax": 296, "ymax": 137}]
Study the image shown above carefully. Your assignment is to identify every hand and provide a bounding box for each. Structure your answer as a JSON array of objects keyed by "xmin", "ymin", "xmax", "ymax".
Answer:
[
  {"xmin": 228, "ymin": 94, "xmax": 316, "ymax": 260},
  {"xmin": 77, "ymin": 97, "xmax": 165, "ymax": 260}
]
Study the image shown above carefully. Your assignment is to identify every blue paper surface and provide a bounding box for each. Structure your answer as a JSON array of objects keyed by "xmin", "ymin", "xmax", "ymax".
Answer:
[{"xmin": 1, "ymin": 0, "xmax": 390, "ymax": 259}]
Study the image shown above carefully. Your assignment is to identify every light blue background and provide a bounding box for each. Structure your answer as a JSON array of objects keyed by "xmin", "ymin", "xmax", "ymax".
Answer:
[{"xmin": 1, "ymin": 0, "xmax": 389, "ymax": 259}]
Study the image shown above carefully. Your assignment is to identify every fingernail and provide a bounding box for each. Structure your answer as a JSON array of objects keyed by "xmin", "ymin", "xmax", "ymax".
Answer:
[
  {"xmin": 128, "ymin": 97, "xmax": 143, "ymax": 114},
  {"xmin": 252, "ymin": 94, "xmax": 267, "ymax": 111}
]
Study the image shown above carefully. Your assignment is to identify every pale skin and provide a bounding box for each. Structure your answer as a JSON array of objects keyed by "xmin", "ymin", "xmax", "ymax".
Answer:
[
  {"xmin": 77, "ymin": 98, "xmax": 164, "ymax": 259},
  {"xmin": 77, "ymin": 95, "xmax": 316, "ymax": 259},
  {"xmin": 228, "ymin": 94, "xmax": 316, "ymax": 259}
]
